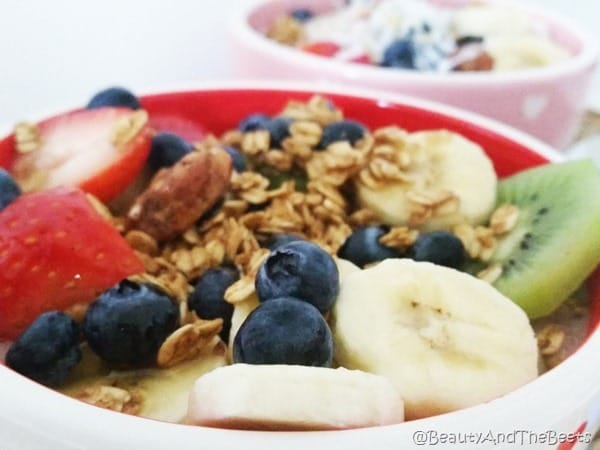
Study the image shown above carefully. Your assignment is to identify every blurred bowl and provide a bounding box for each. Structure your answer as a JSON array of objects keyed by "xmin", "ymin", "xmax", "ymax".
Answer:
[
  {"xmin": 230, "ymin": 0, "xmax": 599, "ymax": 149},
  {"xmin": 0, "ymin": 82, "xmax": 599, "ymax": 450}
]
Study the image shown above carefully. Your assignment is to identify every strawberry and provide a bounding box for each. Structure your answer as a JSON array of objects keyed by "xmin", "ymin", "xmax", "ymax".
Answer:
[
  {"xmin": 0, "ymin": 188, "xmax": 144, "ymax": 340},
  {"xmin": 0, "ymin": 107, "xmax": 152, "ymax": 203},
  {"xmin": 301, "ymin": 41, "xmax": 341, "ymax": 57},
  {"xmin": 349, "ymin": 54, "xmax": 372, "ymax": 64}
]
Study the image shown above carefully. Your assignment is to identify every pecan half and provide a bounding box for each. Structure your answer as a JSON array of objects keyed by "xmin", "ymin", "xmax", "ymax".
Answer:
[{"xmin": 127, "ymin": 148, "xmax": 232, "ymax": 242}]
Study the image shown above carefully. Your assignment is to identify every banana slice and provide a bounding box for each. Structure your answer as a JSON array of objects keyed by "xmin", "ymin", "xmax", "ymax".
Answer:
[
  {"xmin": 335, "ymin": 256, "xmax": 361, "ymax": 278},
  {"xmin": 451, "ymin": 5, "xmax": 531, "ymax": 38},
  {"xmin": 227, "ymin": 293, "xmax": 260, "ymax": 359},
  {"xmin": 187, "ymin": 364, "xmax": 404, "ymax": 430},
  {"xmin": 356, "ymin": 130, "xmax": 497, "ymax": 230},
  {"xmin": 331, "ymin": 259, "xmax": 538, "ymax": 420},
  {"xmin": 61, "ymin": 351, "xmax": 227, "ymax": 423},
  {"xmin": 487, "ymin": 35, "xmax": 570, "ymax": 71}
]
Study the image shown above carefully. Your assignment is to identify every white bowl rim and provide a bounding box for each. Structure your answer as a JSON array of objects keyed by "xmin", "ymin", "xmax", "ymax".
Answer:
[
  {"xmin": 1, "ymin": 80, "xmax": 598, "ymax": 450},
  {"xmin": 229, "ymin": 0, "xmax": 600, "ymax": 86}
]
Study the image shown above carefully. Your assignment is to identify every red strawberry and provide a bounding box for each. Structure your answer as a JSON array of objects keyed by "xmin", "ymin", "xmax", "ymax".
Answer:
[
  {"xmin": 0, "ymin": 107, "xmax": 152, "ymax": 203},
  {"xmin": 301, "ymin": 41, "xmax": 341, "ymax": 57},
  {"xmin": 0, "ymin": 188, "xmax": 144, "ymax": 340}
]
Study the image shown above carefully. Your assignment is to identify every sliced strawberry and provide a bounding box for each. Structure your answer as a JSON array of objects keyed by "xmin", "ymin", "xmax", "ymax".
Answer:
[
  {"xmin": 0, "ymin": 107, "xmax": 152, "ymax": 203},
  {"xmin": 0, "ymin": 188, "xmax": 144, "ymax": 340},
  {"xmin": 149, "ymin": 114, "xmax": 206, "ymax": 143},
  {"xmin": 301, "ymin": 41, "xmax": 341, "ymax": 57}
]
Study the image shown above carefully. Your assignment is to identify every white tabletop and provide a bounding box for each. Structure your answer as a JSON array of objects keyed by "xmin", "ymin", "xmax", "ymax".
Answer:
[{"xmin": 0, "ymin": 0, "xmax": 598, "ymax": 125}]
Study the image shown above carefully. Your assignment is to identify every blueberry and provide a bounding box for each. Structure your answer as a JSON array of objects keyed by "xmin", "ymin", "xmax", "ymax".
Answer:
[
  {"xmin": 256, "ymin": 241, "xmax": 339, "ymax": 313},
  {"xmin": 83, "ymin": 280, "xmax": 178, "ymax": 367},
  {"xmin": 264, "ymin": 117, "xmax": 292, "ymax": 148},
  {"xmin": 318, "ymin": 120, "xmax": 366, "ymax": 149},
  {"xmin": 188, "ymin": 267, "xmax": 239, "ymax": 341},
  {"xmin": 265, "ymin": 233, "xmax": 304, "ymax": 250},
  {"xmin": 0, "ymin": 168, "xmax": 21, "ymax": 211},
  {"xmin": 408, "ymin": 231, "xmax": 466, "ymax": 269},
  {"xmin": 6, "ymin": 311, "xmax": 81, "ymax": 387},
  {"xmin": 86, "ymin": 87, "xmax": 141, "ymax": 110},
  {"xmin": 147, "ymin": 132, "xmax": 193, "ymax": 170},
  {"xmin": 338, "ymin": 226, "xmax": 402, "ymax": 268},
  {"xmin": 238, "ymin": 113, "xmax": 270, "ymax": 132},
  {"xmin": 290, "ymin": 8, "xmax": 314, "ymax": 22},
  {"xmin": 233, "ymin": 297, "xmax": 333, "ymax": 367},
  {"xmin": 223, "ymin": 146, "xmax": 247, "ymax": 172},
  {"xmin": 381, "ymin": 38, "xmax": 417, "ymax": 69}
]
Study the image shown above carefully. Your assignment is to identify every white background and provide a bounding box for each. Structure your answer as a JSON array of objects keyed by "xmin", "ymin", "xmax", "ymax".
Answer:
[{"xmin": 0, "ymin": 0, "xmax": 598, "ymax": 125}]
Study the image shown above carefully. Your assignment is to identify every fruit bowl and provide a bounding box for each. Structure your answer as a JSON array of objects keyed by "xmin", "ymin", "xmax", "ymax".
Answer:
[
  {"xmin": 0, "ymin": 82, "xmax": 599, "ymax": 450},
  {"xmin": 229, "ymin": 0, "xmax": 599, "ymax": 150}
]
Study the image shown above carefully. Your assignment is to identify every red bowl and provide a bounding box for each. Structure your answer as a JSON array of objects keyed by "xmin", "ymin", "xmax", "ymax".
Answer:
[{"xmin": 0, "ymin": 83, "xmax": 598, "ymax": 450}]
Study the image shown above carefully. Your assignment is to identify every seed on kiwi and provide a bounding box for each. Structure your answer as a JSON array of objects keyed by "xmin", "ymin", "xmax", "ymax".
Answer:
[{"xmin": 478, "ymin": 160, "xmax": 600, "ymax": 318}]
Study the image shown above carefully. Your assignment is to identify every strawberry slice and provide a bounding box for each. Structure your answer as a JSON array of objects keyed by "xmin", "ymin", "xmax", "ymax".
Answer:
[
  {"xmin": 0, "ymin": 188, "xmax": 144, "ymax": 340},
  {"xmin": 0, "ymin": 107, "xmax": 152, "ymax": 203},
  {"xmin": 301, "ymin": 41, "xmax": 341, "ymax": 57}
]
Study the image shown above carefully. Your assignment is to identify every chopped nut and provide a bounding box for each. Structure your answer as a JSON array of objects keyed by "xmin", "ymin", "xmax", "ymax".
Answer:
[
  {"xmin": 157, "ymin": 318, "xmax": 223, "ymax": 368},
  {"xmin": 490, "ymin": 204, "xmax": 520, "ymax": 235}
]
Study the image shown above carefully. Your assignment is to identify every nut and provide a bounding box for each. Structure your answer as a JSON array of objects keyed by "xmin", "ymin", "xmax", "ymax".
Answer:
[{"xmin": 127, "ymin": 147, "xmax": 232, "ymax": 242}]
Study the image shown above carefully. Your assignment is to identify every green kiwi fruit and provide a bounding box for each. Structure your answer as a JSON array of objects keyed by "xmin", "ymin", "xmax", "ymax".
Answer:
[{"xmin": 480, "ymin": 159, "xmax": 600, "ymax": 318}]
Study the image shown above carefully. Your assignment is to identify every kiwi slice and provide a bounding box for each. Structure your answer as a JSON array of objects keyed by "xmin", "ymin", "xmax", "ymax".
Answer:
[{"xmin": 483, "ymin": 160, "xmax": 600, "ymax": 318}]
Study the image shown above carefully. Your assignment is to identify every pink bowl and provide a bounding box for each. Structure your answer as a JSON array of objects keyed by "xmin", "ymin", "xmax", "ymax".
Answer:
[{"xmin": 230, "ymin": 0, "xmax": 599, "ymax": 149}]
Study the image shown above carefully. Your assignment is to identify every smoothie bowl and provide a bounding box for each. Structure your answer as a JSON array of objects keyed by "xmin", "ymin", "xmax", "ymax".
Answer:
[
  {"xmin": 230, "ymin": 0, "xmax": 599, "ymax": 149},
  {"xmin": 0, "ymin": 83, "xmax": 599, "ymax": 450}
]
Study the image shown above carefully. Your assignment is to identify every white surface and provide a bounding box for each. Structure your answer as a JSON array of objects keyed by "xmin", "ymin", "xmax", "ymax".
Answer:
[{"xmin": 0, "ymin": 0, "xmax": 598, "ymax": 126}]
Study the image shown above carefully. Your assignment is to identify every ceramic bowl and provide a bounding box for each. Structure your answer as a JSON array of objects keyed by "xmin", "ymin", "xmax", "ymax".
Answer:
[
  {"xmin": 229, "ymin": 0, "xmax": 599, "ymax": 149},
  {"xmin": 0, "ymin": 82, "xmax": 598, "ymax": 450}
]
